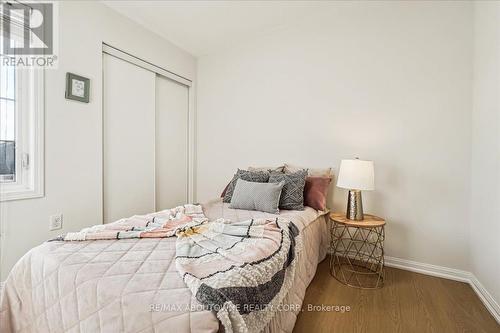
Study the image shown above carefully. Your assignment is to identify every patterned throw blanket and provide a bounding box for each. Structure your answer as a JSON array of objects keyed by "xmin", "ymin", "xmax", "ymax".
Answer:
[
  {"xmin": 57, "ymin": 205, "xmax": 301, "ymax": 333},
  {"xmin": 54, "ymin": 204, "xmax": 207, "ymax": 241},
  {"xmin": 176, "ymin": 217, "xmax": 301, "ymax": 333}
]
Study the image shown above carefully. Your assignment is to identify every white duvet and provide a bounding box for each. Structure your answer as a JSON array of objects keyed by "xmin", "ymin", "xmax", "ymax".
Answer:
[{"xmin": 0, "ymin": 199, "xmax": 328, "ymax": 333}]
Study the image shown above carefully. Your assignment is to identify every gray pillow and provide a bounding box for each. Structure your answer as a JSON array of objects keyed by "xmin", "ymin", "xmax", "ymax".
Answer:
[
  {"xmin": 268, "ymin": 170, "xmax": 307, "ymax": 210},
  {"xmin": 229, "ymin": 179, "xmax": 284, "ymax": 214},
  {"xmin": 223, "ymin": 169, "xmax": 270, "ymax": 203}
]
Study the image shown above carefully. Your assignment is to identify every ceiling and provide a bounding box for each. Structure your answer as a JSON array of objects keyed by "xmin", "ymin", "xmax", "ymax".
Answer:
[{"xmin": 103, "ymin": 1, "xmax": 328, "ymax": 57}]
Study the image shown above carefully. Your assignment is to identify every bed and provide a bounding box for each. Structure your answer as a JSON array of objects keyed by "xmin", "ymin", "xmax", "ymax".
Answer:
[{"xmin": 0, "ymin": 198, "xmax": 328, "ymax": 333}]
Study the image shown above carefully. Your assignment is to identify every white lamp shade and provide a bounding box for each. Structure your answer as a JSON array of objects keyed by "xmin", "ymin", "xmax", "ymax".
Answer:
[{"xmin": 336, "ymin": 159, "xmax": 375, "ymax": 191}]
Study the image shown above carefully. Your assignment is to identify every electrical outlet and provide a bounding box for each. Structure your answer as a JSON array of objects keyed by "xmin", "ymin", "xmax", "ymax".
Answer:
[{"xmin": 49, "ymin": 214, "xmax": 63, "ymax": 231}]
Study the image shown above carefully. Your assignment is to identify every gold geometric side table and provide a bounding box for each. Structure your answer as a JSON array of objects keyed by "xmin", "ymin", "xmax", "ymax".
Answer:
[{"xmin": 329, "ymin": 212, "xmax": 386, "ymax": 289}]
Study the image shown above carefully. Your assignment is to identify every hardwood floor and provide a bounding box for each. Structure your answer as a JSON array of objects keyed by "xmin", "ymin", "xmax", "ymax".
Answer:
[{"xmin": 294, "ymin": 260, "xmax": 499, "ymax": 333}]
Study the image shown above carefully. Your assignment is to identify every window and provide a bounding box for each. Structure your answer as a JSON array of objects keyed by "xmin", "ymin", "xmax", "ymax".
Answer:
[
  {"xmin": 0, "ymin": 64, "xmax": 16, "ymax": 182},
  {"xmin": 0, "ymin": 32, "xmax": 44, "ymax": 201}
]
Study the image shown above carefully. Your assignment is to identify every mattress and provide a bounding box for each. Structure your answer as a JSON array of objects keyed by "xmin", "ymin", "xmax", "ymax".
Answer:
[{"xmin": 0, "ymin": 199, "xmax": 328, "ymax": 333}]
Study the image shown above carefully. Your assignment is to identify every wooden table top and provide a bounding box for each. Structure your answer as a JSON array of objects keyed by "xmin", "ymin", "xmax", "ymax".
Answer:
[{"xmin": 329, "ymin": 212, "xmax": 386, "ymax": 227}]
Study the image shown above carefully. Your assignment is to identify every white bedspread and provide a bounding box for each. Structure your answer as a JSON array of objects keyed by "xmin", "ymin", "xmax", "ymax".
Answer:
[{"xmin": 0, "ymin": 199, "xmax": 328, "ymax": 333}]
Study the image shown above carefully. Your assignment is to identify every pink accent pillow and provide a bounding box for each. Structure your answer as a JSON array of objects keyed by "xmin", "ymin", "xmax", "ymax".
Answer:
[{"xmin": 304, "ymin": 176, "xmax": 331, "ymax": 211}]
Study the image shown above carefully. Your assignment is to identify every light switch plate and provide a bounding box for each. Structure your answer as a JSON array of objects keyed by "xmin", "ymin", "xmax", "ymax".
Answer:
[{"xmin": 49, "ymin": 214, "xmax": 63, "ymax": 231}]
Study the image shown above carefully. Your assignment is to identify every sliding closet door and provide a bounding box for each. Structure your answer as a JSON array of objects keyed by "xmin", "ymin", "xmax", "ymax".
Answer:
[
  {"xmin": 103, "ymin": 54, "xmax": 156, "ymax": 223},
  {"xmin": 155, "ymin": 75, "xmax": 189, "ymax": 210}
]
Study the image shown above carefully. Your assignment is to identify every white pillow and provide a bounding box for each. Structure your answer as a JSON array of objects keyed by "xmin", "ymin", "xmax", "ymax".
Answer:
[
  {"xmin": 248, "ymin": 165, "xmax": 285, "ymax": 173},
  {"xmin": 284, "ymin": 163, "xmax": 333, "ymax": 177}
]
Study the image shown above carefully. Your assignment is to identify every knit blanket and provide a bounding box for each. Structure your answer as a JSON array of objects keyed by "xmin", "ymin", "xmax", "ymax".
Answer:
[
  {"xmin": 54, "ymin": 204, "xmax": 207, "ymax": 241},
  {"xmin": 176, "ymin": 217, "xmax": 301, "ymax": 333},
  {"xmin": 55, "ymin": 206, "xmax": 301, "ymax": 333}
]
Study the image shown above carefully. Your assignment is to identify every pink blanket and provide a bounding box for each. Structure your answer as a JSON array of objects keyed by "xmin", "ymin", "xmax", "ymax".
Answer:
[{"xmin": 55, "ymin": 204, "xmax": 207, "ymax": 241}]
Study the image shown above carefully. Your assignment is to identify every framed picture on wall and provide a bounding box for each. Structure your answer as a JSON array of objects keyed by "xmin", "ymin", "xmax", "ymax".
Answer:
[{"xmin": 65, "ymin": 72, "xmax": 90, "ymax": 103}]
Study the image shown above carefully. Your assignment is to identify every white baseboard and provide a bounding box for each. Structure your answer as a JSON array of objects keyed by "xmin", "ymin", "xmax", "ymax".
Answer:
[
  {"xmin": 385, "ymin": 256, "xmax": 471, "ymax": 282},
  {"xmin": 385, "ymin": 256, "xmax": 500, "ymax": 324},
  {"xmin": 469, "ymin": 274, "xmax": 500, "ymax": 324}
]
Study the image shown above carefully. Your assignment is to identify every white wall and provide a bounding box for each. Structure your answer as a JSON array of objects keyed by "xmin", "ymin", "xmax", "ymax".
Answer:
[
  {"xmin": 197, "ymin": 1, "xmax": 473, "ymax": 270},
  {"xmin": 0, "ymin": 1, "xmax": 196, "ymax": 280},
  {"xmin": 470, "ymin": 1, "xmax": 500, "ymax": 305},
  {"xmin": 3, "ymin": 2, "xmax": 495, "ymax": 303}
]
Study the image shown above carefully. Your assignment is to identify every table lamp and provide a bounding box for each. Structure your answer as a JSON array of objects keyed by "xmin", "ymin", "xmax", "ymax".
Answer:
[{"xmin": 336, "ymin": 158, "xmax": 374, "ymax": 220}]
